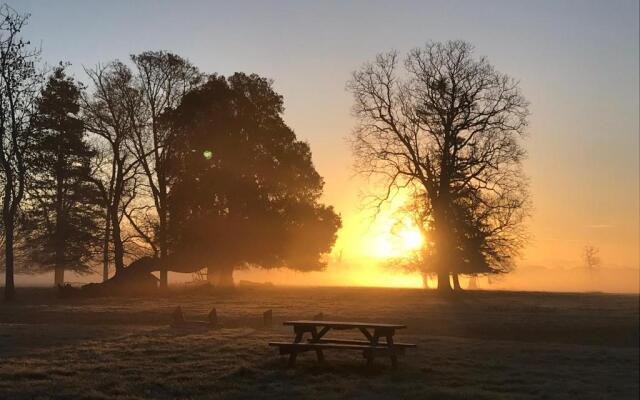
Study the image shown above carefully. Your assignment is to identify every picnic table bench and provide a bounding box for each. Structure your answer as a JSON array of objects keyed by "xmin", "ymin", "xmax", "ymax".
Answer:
[{"xmin": 269, "ymin": 320, "xmax": 416, "ymax": 367}]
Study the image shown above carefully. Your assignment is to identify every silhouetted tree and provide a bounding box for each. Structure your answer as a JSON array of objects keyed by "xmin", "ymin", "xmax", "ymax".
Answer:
[
  {"xmin": 127, "ymin": 51, "xmax": 202, "ymax": 290},
  {"xmin": 87, "ymin": 146, "xmax": 112, "ymax": 282},
  {"xmin": 166, "ymin": 73, "xmax": 341, "ymax": 286},
  {"xmin": 82, "ymin": 61, "xmax": 142, "ymax": 277},
  {"xmin": 349, "ymin": 41, "xmax": 530, "ymax": 292},
  {"xmin": 0, "ymin": 5, "xmax": 42, "ymax": 300},
  {"xmin": 21, "ymin": 65, "xmax": 101, "ymax": 285},
  {"xmin": 583, "ymin": 245, "xmax": 601, "ymax": 270}
]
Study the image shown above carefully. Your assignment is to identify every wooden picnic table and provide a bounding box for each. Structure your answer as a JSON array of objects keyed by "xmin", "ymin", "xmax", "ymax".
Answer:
[{"xmin": 269, "ymin": 320, "xmax": 416, "ymax": 367}]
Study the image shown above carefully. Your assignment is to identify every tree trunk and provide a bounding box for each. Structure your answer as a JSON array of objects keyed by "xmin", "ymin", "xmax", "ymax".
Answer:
[
  {"xmin": 432, "ymin": 201, "xmax": 453, "ymax": 293},
  {"xmin": 102, "ymin": 215, "xmax": 110, "ymax": 282},
  {"xmin": 158, "ymin": 208, "xmax": 168, "ymax": 290},
  {"xmin": 54, "ymin": 266, "xmax": 65, "ymax": 286},
  {"xmin": 207, "ymin": 265, "xmax": 234, "ymax": 287},
  {"xmin": 452, "ymin": 273, "xmax": 462, "ymax": 291},
  {"xmin": 110, "ymin": 209, "xmax": 124, "ymax": 274},
  {"xmin": 54, "ymin": 169, "xmax": 65, "ymax": 287},
  {"xmin": 420, "ymin": 273, "xmax": 430, "ymax": 289},
  {"xmin": 3, "ymin": 216, "xmax": 15, "ymax": 301},
  {"xmin": 437, "ymin": 271, "xmax": 452, "ymax": 292},
  {"xmin": 467, "ymin": 275, "xmax": 478, "ymax": 290}
]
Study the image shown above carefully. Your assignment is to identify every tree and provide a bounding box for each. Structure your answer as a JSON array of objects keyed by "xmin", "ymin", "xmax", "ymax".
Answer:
[
  {"xmin": 348, "ymin": 41, "xmax": 530, "ymax": 291},
  {"xmin": 127, "ymin": 51, "xmax": 202, "ymax": 290},
  {"xmin": 0, "ymin": 5, "xmax": 42, "ymax": 300},
  {"xmin": 82, "ymin": 61, "xmax": 142, "ymax": 277},
  {"xmin": 583, "ymin": 245, "xmax": 601, "ymax": 270},
  {"xmin": 21, "ymin": 64, "xmax": 101, "ymax": 286},
  {"xmin": 165, "ymin": 73, "xmax": 341, "ymax": 286}
]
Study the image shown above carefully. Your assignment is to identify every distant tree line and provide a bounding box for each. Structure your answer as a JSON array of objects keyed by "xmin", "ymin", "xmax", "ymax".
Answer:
[{"xmin": 0, "ymin": 5, "xmax": 341, "ymax": 300}]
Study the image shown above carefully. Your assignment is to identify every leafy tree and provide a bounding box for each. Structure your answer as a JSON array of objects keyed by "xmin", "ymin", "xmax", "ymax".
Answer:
[
  {"xmin": 21, "ymin": 64, "xmax": 101, "ymax": 286},
  {"xmin": 348, "ymin": 41, "xmax": 530, "ymax": 291},
  {"xmin": 165, "ymin": 73, "xmax": 341, "ymax": 285},
  {"xmin": 0, "ymin": 5, "xmax": 42, "ymax": 300}
]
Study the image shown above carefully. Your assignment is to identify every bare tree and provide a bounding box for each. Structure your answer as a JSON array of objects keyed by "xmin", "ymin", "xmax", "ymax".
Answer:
[
  {"xmin": 82, "ymin": 61, "xmax": 142, "ymax": 276},
  {"xmin": 583, "ymin": 245, "xmax": 601, "ymax": 270},
  {"xmin": 88, "ymin": 144, "xmax": 112, "ymax": 281},
  {"xmin": 127, "ymin": 51, "xmax": 202, "ymax": 290},
  {"xmin": 0, "ymin": 5, "xmax": 41, "ymax": 300},
  {"xmin": 348, "ymin": 41, "xmax": 530, "ymax": 291}
]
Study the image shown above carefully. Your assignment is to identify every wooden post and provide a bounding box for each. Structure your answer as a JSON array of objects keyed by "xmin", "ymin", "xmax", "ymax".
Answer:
[
  {"xmin": 171, "ymin": 306, "xmax": 184, "ymax": 327},
  {"xmin": 263, "ymin": 309, "xmax": 273, "ymax": 327},
  {"xmin": 208, "ymin": 307, "xmax": 218, "ymax": 327}
]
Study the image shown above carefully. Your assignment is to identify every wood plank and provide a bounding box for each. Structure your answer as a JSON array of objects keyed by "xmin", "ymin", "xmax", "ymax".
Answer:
[
  {"xmin": 307, "ymin": 338, "xmax": 416, "ymax": 347},
  {"xmin": 268, "ymin": 342, "xmax": 402, "ymax": 351},
  {"xmin": 283, "ymin": 320, "xmax": 406, "ymax": 329}
]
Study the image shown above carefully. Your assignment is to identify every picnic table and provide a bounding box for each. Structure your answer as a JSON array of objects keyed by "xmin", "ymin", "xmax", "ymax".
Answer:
[{"xmin": 269, "ymin": 320, "xmax": 416, "ymax": 367}]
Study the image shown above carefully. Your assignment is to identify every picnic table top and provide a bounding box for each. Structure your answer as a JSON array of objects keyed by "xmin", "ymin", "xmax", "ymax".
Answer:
[{"xmin": 283, "ymin": 320, "xmax": 406, "ymax": 329}]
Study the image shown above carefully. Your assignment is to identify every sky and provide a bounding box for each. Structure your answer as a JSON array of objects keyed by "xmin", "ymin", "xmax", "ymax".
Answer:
[{"xmin": 14, "ymin": 0, "xmax": 640, "ymax": 292}]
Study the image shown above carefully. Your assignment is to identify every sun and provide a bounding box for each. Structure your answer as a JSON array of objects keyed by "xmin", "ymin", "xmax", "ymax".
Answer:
[
  {"xmin": 365, "ymin": 216, "xmax": 424, "ymax": 259},
  {"xmin": 398, "ymin": 227, "xmax": 423, "ymax": 250}
]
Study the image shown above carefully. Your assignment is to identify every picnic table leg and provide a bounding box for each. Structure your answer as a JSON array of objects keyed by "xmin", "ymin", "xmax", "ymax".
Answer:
[
  {"xmin": 310, "ymin": 327, "xmax": 325, "ymax": 363},
  {"xmin": 359, "ymin": 327, "xmax": 373, "ymax": 342},
  {"xmin": 386, "ymin": 333, "xmax": 398, "ymax": 369},
  {"xmin": 364, "ymin": 328, "xmax": 380, "ymax": 367},
  {"xmin": 288, "ymin": 329, "xmax": 304, "ymax": 367},
  {"xmin": 359, "ymin": 327, "xmax": 374, "ymax": 365}
]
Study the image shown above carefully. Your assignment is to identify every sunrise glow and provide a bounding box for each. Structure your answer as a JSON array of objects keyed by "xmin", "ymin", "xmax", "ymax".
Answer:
[{"xmin": 366, "ymin": 219, "xmax": 423, "ymax": 259}]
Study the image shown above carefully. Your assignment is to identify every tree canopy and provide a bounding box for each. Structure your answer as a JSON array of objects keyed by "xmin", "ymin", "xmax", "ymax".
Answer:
[
  {"xmin": 165, "ymin": 73, "xmax": 341, "ymax": 281},
  {"xmin": 21, "ymin": 65, "xmax": 101, "ymax": 284}
]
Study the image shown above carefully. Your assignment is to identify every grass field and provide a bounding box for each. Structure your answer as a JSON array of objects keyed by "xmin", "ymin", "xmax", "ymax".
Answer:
[{"xmin": 0, "ymin": 286, "xmax": 638, "ymax": 399}]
